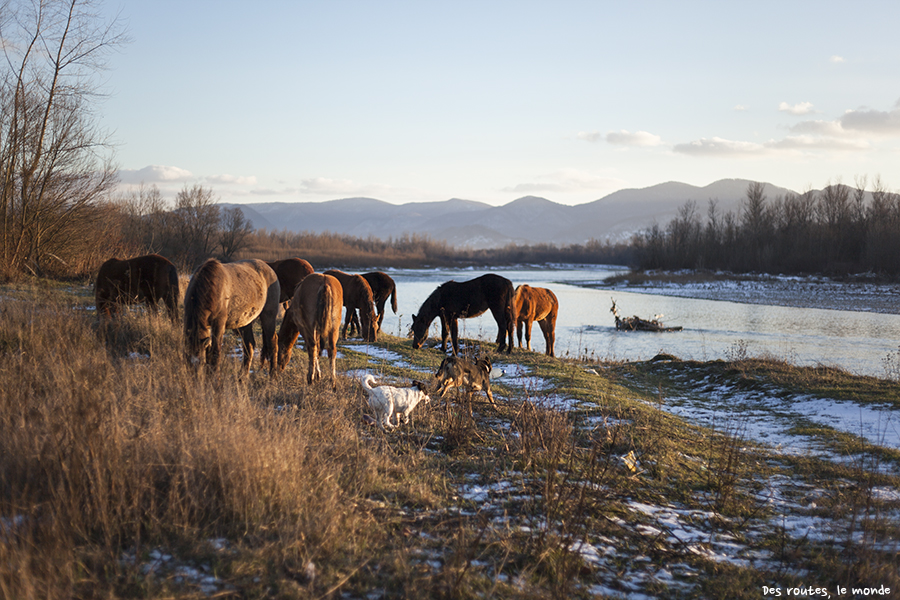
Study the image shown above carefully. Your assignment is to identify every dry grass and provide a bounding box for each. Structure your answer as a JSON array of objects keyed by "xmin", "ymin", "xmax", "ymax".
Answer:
[
  {"xmin": 0, "ymin": 296, "xmax": 436, "ymax": 598},
  {"xmin": 2, "ymin": 285, "xmax": 899, "ymax": 598}
]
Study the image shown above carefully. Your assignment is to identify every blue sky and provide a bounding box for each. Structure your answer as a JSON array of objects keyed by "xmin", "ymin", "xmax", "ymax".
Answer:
[{"xmin": 102, "ymin": 1, "xmax": 900, "ymax": 206}]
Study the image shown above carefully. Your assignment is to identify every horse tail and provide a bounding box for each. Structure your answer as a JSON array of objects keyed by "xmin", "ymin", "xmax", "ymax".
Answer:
[
  {"xmin": 390, "ymin": 281, "xmax": 398, "ymax": 314},
  {"xmin": 165, "ymin": 262, "xmax": 180, "ymax": 320}
]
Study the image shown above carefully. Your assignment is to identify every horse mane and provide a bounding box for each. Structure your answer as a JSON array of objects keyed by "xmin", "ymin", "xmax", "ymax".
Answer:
[
  {"xmin": 416, "ymin": 284, "xmax": 446, "ymax": 323},
  {"xmin": 184, "ymin": 259, "xmax": 224, "ymax": 334}
]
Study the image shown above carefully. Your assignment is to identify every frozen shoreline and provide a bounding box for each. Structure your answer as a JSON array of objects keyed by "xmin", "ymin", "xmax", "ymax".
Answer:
[{"xmin": 588, "ymin": 273, "xmax": 900, "ymax": 315}]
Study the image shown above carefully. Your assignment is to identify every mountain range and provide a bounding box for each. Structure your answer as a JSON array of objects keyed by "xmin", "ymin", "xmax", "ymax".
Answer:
[{"xmin": 224, "ymin": 179, "xmax": 795, "ymax": 249}]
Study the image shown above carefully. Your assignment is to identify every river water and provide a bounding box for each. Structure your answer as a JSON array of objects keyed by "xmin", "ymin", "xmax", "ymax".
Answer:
[{"xmin": 375, "ymin": 266, "xmax": 900, "ymax": 378}]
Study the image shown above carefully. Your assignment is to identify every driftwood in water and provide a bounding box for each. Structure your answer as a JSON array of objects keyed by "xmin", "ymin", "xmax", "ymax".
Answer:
[{"xmin": 610, "ymin": 299, "xmax": 683, "ymax": 332}]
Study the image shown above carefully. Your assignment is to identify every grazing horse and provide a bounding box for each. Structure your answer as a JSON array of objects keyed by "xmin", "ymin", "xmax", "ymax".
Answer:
[
  {"xmin": 277, "ymin": 273, "xmax": 343, "ymax": 385},
  {"xmin": 349, "ymin": 271, "xmax": 397, "ymax": 334},
  {"xmin": 411, "ymin": 273, "xmax": 515, "ymax": 355},
  {"xmin": 95, "ymin": 254, "xmax": 179, "ymax": 321},
  {"xmin": 513, "ymin": 284, "xmax": 559, "ymax": 356},
  {"xmin": 183, "ymin": 259, "xmax": 280, "ymax": 379},
  {"xmin": 266, "ymin": 257, "xmax": 314, "ymax": 305},
  {"xmin": 323, "ymin": 269, "xmax": 378, "ymax": 342}
]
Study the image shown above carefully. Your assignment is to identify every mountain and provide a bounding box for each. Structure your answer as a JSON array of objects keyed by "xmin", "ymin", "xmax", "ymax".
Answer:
[{"xmin": 223, "ymin": 179, "xmax": 797, "ymax": 249}]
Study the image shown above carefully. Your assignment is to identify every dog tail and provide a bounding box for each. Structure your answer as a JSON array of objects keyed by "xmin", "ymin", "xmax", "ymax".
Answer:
[{"xmin": 361, "ymin": 374, "xmax": 376, "ymax": 391}]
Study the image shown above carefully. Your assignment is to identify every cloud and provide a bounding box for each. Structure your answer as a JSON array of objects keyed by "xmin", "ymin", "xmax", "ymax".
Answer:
[
  {"xmin": 504, "ymin": 169, "xmax": 625, "ymax": 194},
  {"xmin": 673, "ymin": 137, "xmax": 767, "ymax": 157},
  {"xmin": 117, "ymin": 165, "xmax": 193, "ymax": 184},
  {"xmin": 577, "ymin": 130, "xmax": 663, "ymax": 146},
  {"xmin": 576, "ymin": 131, "xmax": 603, "ymax": 143},
  {"xmin": 606, "ymin": 130, "xmax": 663, "ymax": 147},
  {"xmin": 779, "ymin": 101, "xmax": 815, "ymax": 116},
  {"xmin": 839, "ymin": 106, "xmax": 900, "ymax": 135},
  {"xmin": 767, "ymin": 135, "xmax": 869, "ymax": 151},
  {"xmin": 788, "ymin": 102, "xmax": 900, "ymax": 139},
  {"xmin": 830, "ymin": 55, "xmax": 846, "ymax": 64},
  {"xmin": 206, "ymin": 174, "xmax": 258, "ymax": 185},
  {"xmin": 734, "ymin": 104, "xmax": 749, "ymax": 112}
]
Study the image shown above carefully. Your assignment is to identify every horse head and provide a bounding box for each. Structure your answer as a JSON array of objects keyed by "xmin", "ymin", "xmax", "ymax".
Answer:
[{"xmin": 410, "ymin": 313, "xmax": 428, "ymax": 349}]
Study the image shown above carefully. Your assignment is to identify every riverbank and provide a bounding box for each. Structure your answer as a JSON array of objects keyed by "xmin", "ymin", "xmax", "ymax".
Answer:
[{"xmin": 596, "ymin": 270, "xmax": 900, "ymax": 315}]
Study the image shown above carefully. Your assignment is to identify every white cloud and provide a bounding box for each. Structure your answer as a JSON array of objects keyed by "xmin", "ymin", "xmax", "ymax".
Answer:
[
  {"xmin": 206, "ymin": 174, "xmax": 258, "ymax": 185},
  {"xmin": 830, "ymin": 55, "xmax": 846, "ymax": 64},
  {"xmin": 577, "ymin": 129, "xmax": 663, "ymax": 146},
  {"xmin": 504, "ymin": 169, "xmax": 625, "ymax": 194},
  {"xmin": 779, "ymin": 101, "xmax": 815, "ymax": 116},
  {"xmin": 767, "ymin": 135, "xmax": 869, "ymax": 151},
  {"xmin": 117, "ymin": 165, "xmax": 193, "ymax": 184},
  {"xmin": 605, "ymin": 130, "xmax": 663, "ymax": 147},
  {"xmin": 673, "ymin": 137, "xmax": 767, "ymax": 157},
  {"xmin": 576, "ymin": 131, "xmax": 603, "ymax": 143},
  {"xmin": 839, "ymin": 105, "xmax": 900, "ymax": 135},
  {"xmin": 734, "ymin": 104, "xmax": 749, "ymax": 112}
]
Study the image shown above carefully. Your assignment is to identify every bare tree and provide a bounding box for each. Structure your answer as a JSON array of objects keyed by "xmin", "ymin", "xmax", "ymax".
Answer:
[
  {"xmin": 219, "ymin": 206, "xmax": 254, "ymax": 259},
  {"xmin": 0, "ymin": 0, "xmax": 126, "ymax": 279},
  {"xmin": 173, "ymin": 184, "xmax": 220, "ymax": 267}
]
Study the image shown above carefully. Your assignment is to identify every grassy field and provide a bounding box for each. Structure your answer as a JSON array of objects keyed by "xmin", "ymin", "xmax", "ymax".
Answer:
[{"xmin": 1, "ymin": 280, "xmax": 898, "ymax": 599}]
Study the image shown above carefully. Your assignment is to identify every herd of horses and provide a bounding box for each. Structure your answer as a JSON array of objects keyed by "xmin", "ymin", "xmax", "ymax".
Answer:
[{"xmin": 94, "ymin": 253, "xmax": 560, "ymax": 385}]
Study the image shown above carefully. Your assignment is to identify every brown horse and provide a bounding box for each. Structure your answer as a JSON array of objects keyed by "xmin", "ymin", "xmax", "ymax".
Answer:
[
  {"xmin": 323, "ymin": 269, "xmax": 378, "ymax": 342},
  {"xmin": 95, "ymin": 254, "xmax": 179, "ymax": 321},
  {"xmin": 411, "ymin": 274, "xmax": 515, "ymax": 355},
  {"xmin": 277, "ymin": 273, "xmax": 343, "ymax": 385},
  {"xmin": 183, "ymin": 259, "xmax": 280, "ymax": 379},
  {"xmin": 266, "ymin": 257, "xmax": 314, "ymax": 304},
  {"xmin": 349, "ymin": 271, "xmax": 397, "ymax": 334},
  {"xmin": 513, "ymin": 284, "xmax": 559, "ymax": 356}
]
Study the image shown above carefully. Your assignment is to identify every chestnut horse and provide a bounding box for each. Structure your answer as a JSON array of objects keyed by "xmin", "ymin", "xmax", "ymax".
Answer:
[
  {"xmin": 349, "ymin": 271, "xmax": 397, "ymax": 334},
  {"xmin": 266, "ymin": 257, "xmax": 314, "ymax": 304},
  {"xmin": 411, "ymin": 273, "xmax": 515, "ymax": 355},
  {"xmin": 323, "ymin": 269, "xmax": 378, "ymax": 342},
  {"xmin": 277, "ymin": 273, "xmax": 343, "ymax": 385},
  {"xmin": 183, "ymin": 259, "xmax": 280, "ymax": 379},
  {"xmin": 95, "ymin": 254, "xmax": 179, "ymax": 321},
  {"xmin": 513, "ymin": 284, "xmax": 559, "ymax": 356}
]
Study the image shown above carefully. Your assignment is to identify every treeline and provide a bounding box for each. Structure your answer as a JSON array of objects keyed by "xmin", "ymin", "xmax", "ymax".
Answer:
[
  {"xmin": 238, "ymin": 228, "xmax": 634, "ymax": 270},
  {"xmin": 635, "ymin": 178, "xmax": 900, "ymax": 275}
]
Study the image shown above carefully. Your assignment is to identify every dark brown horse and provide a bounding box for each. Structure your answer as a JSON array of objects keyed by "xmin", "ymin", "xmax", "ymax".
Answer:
[
  {"xmin": 411, "ymin": 273, "xmax": 515, "ymax": 355},
  {"xmin": 513, "ymin": 284, "xmax": 559, "ymax": 356},
  {"xmin": 266, "ymin": 257, "xmax": 314, "ymax": 304},
  {"xmin": 277, "ymin": 273, "xmax": 343, "ymax": 385},
  {"xmin": 349, "ymin": 271, "xmax": 397, "ymax": 334},
  {"xmin": 183, "ymin": 259, "xmax": 280, "ymax": 379},
  {"xmin": 95, "ymin": 254, "xmax": 179, "ymax": 321},
  {"xmin": 323, "ymin": 269, "xmax": 378, "ymax": 342}
]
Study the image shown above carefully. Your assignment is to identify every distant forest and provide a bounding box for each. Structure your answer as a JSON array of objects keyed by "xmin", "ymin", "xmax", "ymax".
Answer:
[{"xmin": 634, "ymin": 178, "xmax": 900, "ymax": 276}]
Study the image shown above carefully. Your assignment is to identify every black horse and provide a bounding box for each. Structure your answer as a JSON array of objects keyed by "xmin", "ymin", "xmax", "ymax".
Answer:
[{"xmin": 411, "ymin": 273, "xmax": 516, "ymax": 355}]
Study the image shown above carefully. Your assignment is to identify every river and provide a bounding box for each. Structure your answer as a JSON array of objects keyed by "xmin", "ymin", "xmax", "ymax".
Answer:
[{"xmin": 374, "ymin": 265, "xmax": 900, "ymax": 378}]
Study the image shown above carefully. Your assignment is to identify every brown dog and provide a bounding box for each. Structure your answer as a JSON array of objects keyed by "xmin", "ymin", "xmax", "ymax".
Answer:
[{"xmin": 434, "ymin": 355, "xmax": 495, "ymax": 405}]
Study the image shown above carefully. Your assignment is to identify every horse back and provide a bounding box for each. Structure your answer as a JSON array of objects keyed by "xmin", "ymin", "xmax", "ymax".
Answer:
[{"xmin": 268, "ymin": 257, "xmax": 314, "ymax": 302}]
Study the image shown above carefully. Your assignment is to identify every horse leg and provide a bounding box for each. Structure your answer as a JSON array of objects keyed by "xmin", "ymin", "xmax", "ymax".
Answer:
[
  {"xmin": 306, "ymin": 336, "xmax": 319, "ymax": 385},
  {"xmin": 439, "ymin": 316, "xmax": 449, "ymax": 352},
  {"xmin": 327, "ymin": 334, "xmax": 338, "ymax": 389},
  {"xmin": 524, "ymin": 318, "xmax": 534, "ymax": 352},
  {"xmin": 236, "ymin": 324, "xmax": 256, "ymax": 381},
  {"xmin": 375, "ymin": 298, "xmax": 387, "ymax": 331},
  {"xmin": 259, "ymin": 312, "xmax": 278, "ymax": 377},
  {"xmin": 348, "ymin": 309, "xmax": 360, "ymax": 337},
  {"xmin": 449, "ymin": 318, "xmax": 460, "ymax": 356},
  {"xmin": 208, "ymin": 321, "xmax": 226, "ymax": 371},
  {"xmin": 538, "ymin": 318, "xmax": 554, "ymax": 356}
]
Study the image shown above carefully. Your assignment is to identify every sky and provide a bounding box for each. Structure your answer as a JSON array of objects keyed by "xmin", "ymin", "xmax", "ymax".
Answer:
[{"xmin": 100, "ymin": 0, "xmax": 900, "ymax": 207}]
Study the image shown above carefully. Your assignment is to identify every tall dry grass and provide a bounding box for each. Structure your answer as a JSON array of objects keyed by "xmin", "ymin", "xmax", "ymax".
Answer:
[{"xmin": 0, "ymin": 296, "xmax": 427, "ymax": 597}]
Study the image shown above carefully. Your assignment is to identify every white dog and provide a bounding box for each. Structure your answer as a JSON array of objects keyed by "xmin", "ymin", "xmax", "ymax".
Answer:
[{"xmin": 361, "ymin": 374, "xmax": 430, "ymax": 430}]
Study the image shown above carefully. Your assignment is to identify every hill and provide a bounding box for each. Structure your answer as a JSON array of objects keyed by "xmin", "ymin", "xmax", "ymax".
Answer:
[{"xmin": 224, "ymin": 179, "xmax": 796, "ymax": 249}]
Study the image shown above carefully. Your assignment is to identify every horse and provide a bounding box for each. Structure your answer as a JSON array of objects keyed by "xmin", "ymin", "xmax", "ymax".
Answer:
[
  {"xmin": 349, "ymin": 271, "xmax": 398, "ymax": 334},
  {"xmin": 183, "ymin": 259, "xmax": 280, "ymax": 379},
  {"xmin": 266, "ymin": 257, "xmax": 314, "ymax": 305},
  {"xmin": 323, "ymin": 269, "xmax": 378, "ymax": 342},
  {"xmin": 277, "ymin": 273, "xmax": 343, "ymax": 385},
  {"xmin": 513, "ymin": 284, "xmax": 559, "ymax": 356},
  {"xmin": 95, "ymin": 254, "xmax": 180, "ymax": 321},
  {"xmin": 411, "ymin": 273, "xmax": 515, "ymax": 355}
]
